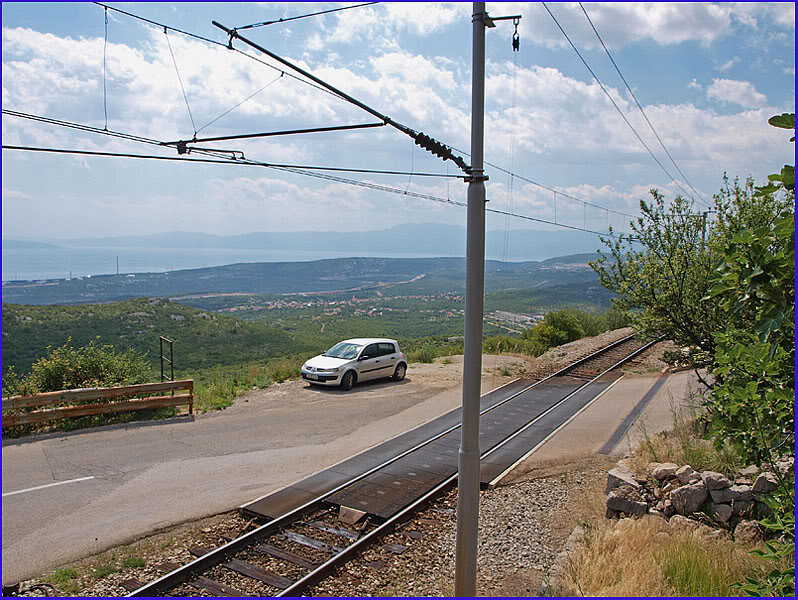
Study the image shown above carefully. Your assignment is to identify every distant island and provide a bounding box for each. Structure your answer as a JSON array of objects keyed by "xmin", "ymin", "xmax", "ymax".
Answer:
[
  {"xmin": 2, "ymin": 239, "xmax": 63, "ymax": 249},
  {"xmin": 40, "ymin": 223, "xmax": 606, "ymax": 258}
]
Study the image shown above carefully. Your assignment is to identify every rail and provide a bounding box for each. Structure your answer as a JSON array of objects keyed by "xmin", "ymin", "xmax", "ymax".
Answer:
[{"xmin": 2, "ymin": 380, "xmax": 194, "ymax": 428}]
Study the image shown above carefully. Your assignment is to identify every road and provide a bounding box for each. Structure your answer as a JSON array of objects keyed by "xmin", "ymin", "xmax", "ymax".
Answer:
[
  {"xmin": 1, "ymin": 359, "xmax": 520, "ymax": 585},
  {"xmin": 2, "ymin": 359, "xmax": 696, "ymax": 585}
]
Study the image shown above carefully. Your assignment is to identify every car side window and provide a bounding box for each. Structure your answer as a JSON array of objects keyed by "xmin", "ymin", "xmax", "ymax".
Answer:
[
  {"xmin": 361, "ymin": 344, "xmax": 379, "ymax": 359},
  {"xmin": 378, "ymin": 343, "xmax": 395, "ymax": 356}
]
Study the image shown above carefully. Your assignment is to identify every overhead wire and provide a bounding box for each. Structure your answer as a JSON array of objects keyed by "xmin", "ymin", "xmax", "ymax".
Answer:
[
  {"xmin": 93, "ymin": 3, "xmax": 350, "ymax": 105},
  {"xmin": 578, "ymin": 2, "xmax": 707, "ymax": 205},
  {"xmin": 164, "ymin": 28, "xmax": 197, "ymax": 136},
  {"xmin": 234, "ymin": 2, "xmax": 379, "ymax": 31},
  {"xmin": 540, "ymin": 2, "xmax": 708, "ymax": 207},
  {"xmin": 195, "ymin": 72, "xmax": 284, "ymax": 135},
  {"xmin": 102, "ymin": 6, "xmax": 109, "ymax": 130},
  {"xmin": 2, "ymin": 143, "xmax": 631, "ymax": 240}
]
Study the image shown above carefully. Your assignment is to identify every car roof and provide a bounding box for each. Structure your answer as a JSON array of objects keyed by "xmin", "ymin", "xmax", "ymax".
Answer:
[{"xmin": 337, "ymin": 338, "xmax": 398, "ymax": 345}]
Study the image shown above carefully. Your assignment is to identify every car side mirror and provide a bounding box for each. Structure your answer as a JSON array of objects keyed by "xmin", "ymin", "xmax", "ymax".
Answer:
[{"xmin": 359, "ymin": 355, "xmax": 369, "ymax": 361}]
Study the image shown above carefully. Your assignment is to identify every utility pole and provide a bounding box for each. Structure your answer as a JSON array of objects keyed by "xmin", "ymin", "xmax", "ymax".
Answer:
[
  {"xmin": 454, "ymin": 3, "xmax": 488, "ymax": 597},
  {"xmin": 456, "ymin": 4, "xmax": 520, "ymax": 595}
]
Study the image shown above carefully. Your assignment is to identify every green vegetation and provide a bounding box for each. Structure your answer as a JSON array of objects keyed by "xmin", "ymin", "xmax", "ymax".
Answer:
[
  {"xmin": 90, "ymin": 563, "xmax": 118, "ymax": 579},
  {"xmin": 2, "ymin": 298, "xmax": 308, "ymax": 376},
  {"xmin": 592, "ymin": 112, "xmax": 794, "ymax": 596},
  {"xmin": 121, "ymin": 556, "xmax": 147, "ymax": 569}
]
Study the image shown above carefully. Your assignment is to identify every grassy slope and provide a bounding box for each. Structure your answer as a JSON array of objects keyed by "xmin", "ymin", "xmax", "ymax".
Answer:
[{"xmin": 2, "ymin": 298, "xmax": 310, "ymax": 375}]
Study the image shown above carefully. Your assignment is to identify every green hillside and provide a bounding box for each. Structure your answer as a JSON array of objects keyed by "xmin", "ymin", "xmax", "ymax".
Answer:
[{"xmin": 2, "ymin": 298, "xmax": 310, "ymax": 376}]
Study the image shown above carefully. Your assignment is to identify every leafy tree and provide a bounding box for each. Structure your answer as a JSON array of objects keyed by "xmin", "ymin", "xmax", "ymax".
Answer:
[
  {"xmin": 590, "ymin": 175, "xmax": 793, "ymax": 374},
  {"xmin": 711, "ymin": 113, "xmax": 795, "ymax": 598}
]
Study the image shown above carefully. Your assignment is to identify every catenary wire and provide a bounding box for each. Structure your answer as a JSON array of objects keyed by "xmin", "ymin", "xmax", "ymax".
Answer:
[
  {"xmin": 164, "ymin": 28, "xmax": 197, "ymax": 136},
  {"xmin": 450, "ymin": 144, "xmax": 638, "ymax": 221},
  {"xmin": 541, "ymin": 2, "xmax": 708, "ymax": 207},
  {"xmin": 2, "ymin": 144, "xmax": 631, "ymax": 240},
  {"xmin": 102, "ymin": 6, "xmax": 109, "ymax": 130},
  {"xmin": 195, "ymin": 72, "xmax": 284, "ymax": 134},
  {"xmin": 234, "ymin": 2, "xmax": 379, "ymax": 31},
  {"xmin": 0, "ymin": 144, "xmax": 461, "ymax": 178},
  {"xmin": 93, "ymin": 3, "xmax": 349, "ymax": 105},
  {"xmin": 578, "ymin": 2, "xmax": 707, "ymax": 205}
]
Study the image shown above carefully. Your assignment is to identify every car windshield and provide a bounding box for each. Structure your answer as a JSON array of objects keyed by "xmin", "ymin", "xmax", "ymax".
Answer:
[{"xmin": 323, "ymin": 342, "xmax": 363, "ymax": 360}]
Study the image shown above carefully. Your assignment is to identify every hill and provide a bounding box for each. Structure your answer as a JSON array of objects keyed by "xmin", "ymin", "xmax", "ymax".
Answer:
[
  {"xmin": 2, "ymin": 298, "xmax": 310, "ymax": 375},
  {"xmin": 0, "ymin": 254, "xmax": 605, "ymax": 305}
]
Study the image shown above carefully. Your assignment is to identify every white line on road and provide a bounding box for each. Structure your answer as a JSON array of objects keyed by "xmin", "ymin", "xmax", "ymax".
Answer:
[{"xmin": 2, "ymin": 476, "xmax": 95, "ymax": 497}]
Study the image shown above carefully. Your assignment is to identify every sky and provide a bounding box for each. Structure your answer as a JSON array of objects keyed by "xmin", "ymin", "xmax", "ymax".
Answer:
[{"xmin": 2, "ymin": 2, "xmax": 795, "ymax": 241}]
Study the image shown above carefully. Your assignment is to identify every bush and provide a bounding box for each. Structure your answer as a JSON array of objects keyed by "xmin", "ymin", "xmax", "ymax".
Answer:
[{"xmin": 2, "ymin": 338, "xmax": 152, "ymax": 396}]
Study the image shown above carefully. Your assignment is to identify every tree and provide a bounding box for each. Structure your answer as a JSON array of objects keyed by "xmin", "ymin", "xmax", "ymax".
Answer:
[{"xmin": 590, "ymin": 176, "xmax": 793, "ymax": 374}]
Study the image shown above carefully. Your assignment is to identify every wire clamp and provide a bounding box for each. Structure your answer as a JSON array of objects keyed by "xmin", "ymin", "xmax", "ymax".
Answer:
[{"xmin": 512, "ymin": 18, "xmax": 520, "ymax": 51}]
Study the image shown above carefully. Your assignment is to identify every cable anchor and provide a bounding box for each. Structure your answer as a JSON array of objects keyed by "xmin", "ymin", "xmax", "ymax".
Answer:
[{"xmin": 512, "ymin": 18, "xmax": 520, "ymax": 51}]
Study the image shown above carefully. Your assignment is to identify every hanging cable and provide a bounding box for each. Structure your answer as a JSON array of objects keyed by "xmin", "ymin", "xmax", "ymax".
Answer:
[
  {"xmin": 164, "ymin": 28, "xmax": 196, "ymax": 137},
  {"xmin": 541, "ymin": 2, "xmax": 708, "ymax": 207},
  {"xmin": 578, "ymin": 2, "xmax": 707, "ymax": 205},
  {"xmin": 3, "ymin": 143, "xmax": 633, "ymax": 240},
  {"xmin": 405, "ymin": 138, "xmax": 415, "ymax": 193},
  {"xmin": 234, "ymin": 2, "xmax": 379, "ymax": 31},
  {"xmin": 93, "ymin": 3, "xmax": 349, "ymax": 108},
  {"xmin": 195, "ymin": 72, "xmax": 284, "ymax": 134},
  {"xmin": 102, "ymin": 6, "xmax": 109, "ymax": 130}
]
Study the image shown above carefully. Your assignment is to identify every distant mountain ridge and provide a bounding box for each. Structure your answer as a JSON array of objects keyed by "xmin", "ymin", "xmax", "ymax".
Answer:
[{"xmin": 47, "ymin": 224, "xmax": 606, "ymax": 259}]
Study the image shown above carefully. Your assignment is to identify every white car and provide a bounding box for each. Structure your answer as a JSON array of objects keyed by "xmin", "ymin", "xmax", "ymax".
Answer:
[{"xmin": 301, "ymin": 338, "xmax": 407, "ymax": 390}]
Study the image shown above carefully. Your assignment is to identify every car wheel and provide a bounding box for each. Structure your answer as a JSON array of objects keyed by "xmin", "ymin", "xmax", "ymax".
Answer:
[
  {"xmin": 340, "ymin": 371, "xmax": 356, "ymax": 391},
  {"xmin": 393, "ymin": 363, "xmax": 406, "ymax": 381}
]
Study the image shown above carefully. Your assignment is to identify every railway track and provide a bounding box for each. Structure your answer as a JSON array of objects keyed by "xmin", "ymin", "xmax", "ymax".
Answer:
[{"xmin": 127, "ymin": 333, "xmax": 659, "ymax": 597}]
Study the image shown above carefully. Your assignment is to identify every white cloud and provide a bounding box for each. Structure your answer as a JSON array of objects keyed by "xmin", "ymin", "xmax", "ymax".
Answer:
[
  {"xmin": 717, "ymin": 56, "xmax": 740, "ymax": 72},
  {"xmin": 706, "ymin": 78, "xmax": 768, "ymax": 108},
  {"xmin": 688, "ymin": 78, "xmax": 702, "ymax": 90}
]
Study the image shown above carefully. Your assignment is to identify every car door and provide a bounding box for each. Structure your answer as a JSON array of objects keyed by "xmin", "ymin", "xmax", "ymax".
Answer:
[
  {"xmin": 356, "ymin": 343, "xmax": 382, "ymax": 381},
  {"xmin": 378, "ymin": 342, "xmax": 399, "ymax": 376}
]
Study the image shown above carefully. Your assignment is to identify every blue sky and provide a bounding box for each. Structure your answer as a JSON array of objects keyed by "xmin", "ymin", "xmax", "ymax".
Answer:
[{"xmin": 2, "ymin": 2, "xmax": 795, "ymax": 240}]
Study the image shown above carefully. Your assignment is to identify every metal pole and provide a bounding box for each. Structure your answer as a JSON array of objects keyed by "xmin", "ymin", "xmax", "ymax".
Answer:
[{"xmin": 455, "ymin": 2, "xmax": 487, "ymax": 596}]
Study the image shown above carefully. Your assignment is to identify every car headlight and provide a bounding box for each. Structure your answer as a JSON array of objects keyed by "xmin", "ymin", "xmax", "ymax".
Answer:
[{"xmin": 318, "ymin": 368, "xmax": 339, "ymax": 373}]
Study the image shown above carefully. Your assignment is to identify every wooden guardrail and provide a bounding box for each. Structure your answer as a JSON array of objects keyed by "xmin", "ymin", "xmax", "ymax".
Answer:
[{"xmin": 1, "ymin": 380, "xmax": 194, "ymax": 428}]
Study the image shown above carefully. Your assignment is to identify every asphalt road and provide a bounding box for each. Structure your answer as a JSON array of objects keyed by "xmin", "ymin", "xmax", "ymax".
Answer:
[
  {"xmin": 1, "ymin": 367, "xmax": 515, "ymax": 585},
  {"xmin": 2, "ymin": 362, "xmax": 695, "ymax": 585}
]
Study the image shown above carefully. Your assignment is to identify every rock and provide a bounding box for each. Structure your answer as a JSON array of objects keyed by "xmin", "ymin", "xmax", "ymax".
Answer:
[
  {"xmin": 752, "ymin": 472, "xmax": 778, "ymax": 494},
  {"xmin": 701, "ymin": 471, "xmax": 732, "ymax": 490},
  {"xmin": 606, "ymin": 465, "xmax": 641, "ymax": 494},
  {"xmin": 671, "ymin": 481, "xmax": 708, "ymax": 515},
  {"xmin": 732, "ymin": 499, "xmax": 755, "ymax": 516},
  {"xmin": 754, "ymin": 500, "xmax": 772, "ymax": 519},
  {"xmin": 669, "ymin": 514, "xmax": 699, "ymax": 533},
  {"xmin": 605, "ymin": 506, "xmax": 619, "ymax": 519},
  {"xmin": 662, "ymin": 481, "xmax": 678, "ymax": 494},
  {"xmin": 699, "ymin": 526, "xmax": 727, "ymax": 541},
  {"xmin": 650, "ymin": 462, "xmax": 679, "ymax": 481},
  {"xmin": 675, "ymin": 465, "xmax": 697, "ymax": 485},
  {"xmin": 734, "ymin": 520, "xmax": 763, "ymax": 544},
  {"xmin": 740, "ymin": 465, "xmax": 760, "ymax": 478},
  {"xmin": 730, "ymin": 484, "xmax": 753, "ymax": 501},
  {"xmin": 775, "ymin": 456, "xmax": 794, "ymax": 476},
  {"xmin": 709, "ymin": 502, "xmax": 733, "ymax": 523},
  {"xmin": 710, "ymin": 486, "xmax": 740, "ymax": 504},
  {"xmin": 663, "ymin": 499, "xmax": 676, "ymax": 517},
  {"xmin": 607, "ymin": 484, "xmax": 648, "ymax": 516}
]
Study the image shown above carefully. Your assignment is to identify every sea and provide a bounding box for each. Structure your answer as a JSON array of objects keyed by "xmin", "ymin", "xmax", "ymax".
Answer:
[{"xmin": 1, "ymin": 246, "xmax": 470, "ymax": 282}]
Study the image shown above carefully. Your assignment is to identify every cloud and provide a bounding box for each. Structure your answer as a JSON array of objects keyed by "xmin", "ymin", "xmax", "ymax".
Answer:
[
  {"xmin": 706, "ymin": 78, "xmax": 767, "ymax": 108},
  {"xmin": 688, "ymin": 78, "xmax": 702, "ymax": 90},
  {"xmin": 717, "ymin": 56, "xmax": 740, "ymax": 72}
]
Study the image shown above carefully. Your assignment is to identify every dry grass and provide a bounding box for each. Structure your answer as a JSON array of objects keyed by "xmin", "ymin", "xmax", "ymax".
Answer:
[
  {"xmin": 626, "ymin": 402, "xmax": 742, "ymax": 478},
  {"xmin": 556, "ymin": 516, "xmax": 771, "ymax": 596}
]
